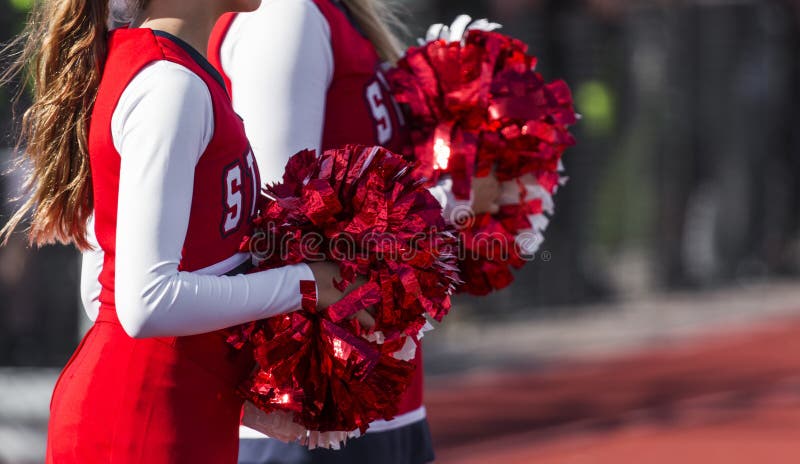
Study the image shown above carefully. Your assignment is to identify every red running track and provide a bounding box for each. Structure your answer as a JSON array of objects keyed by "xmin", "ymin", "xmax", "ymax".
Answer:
[{"xmin": 426, "ymin": 316, "xmax": 800, "ymax": 463}]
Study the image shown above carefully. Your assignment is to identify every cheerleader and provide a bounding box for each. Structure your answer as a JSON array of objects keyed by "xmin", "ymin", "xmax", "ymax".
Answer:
[
  {"xmin": 208, "ymin": 3, "xmax": 500, "ymax": 463},
  {"xmin": 3, "ymin": 0, "xmax": 372, "ymax": 462}
]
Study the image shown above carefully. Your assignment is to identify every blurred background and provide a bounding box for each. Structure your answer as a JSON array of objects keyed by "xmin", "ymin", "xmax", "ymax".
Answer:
[{"xmin": 3, "ymin": 0, "xmax": 800, "ymax": 462}]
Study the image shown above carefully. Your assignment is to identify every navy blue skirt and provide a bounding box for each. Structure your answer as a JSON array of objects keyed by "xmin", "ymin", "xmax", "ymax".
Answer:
[{"xmin": 238, "ymin": 419, "xmax": 435, "ymax": 464}]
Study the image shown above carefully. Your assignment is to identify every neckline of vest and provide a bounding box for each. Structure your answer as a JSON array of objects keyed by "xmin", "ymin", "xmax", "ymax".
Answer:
[{"xmin": 151, "ymin": 29, "xmax": 229, "ymax": 97}]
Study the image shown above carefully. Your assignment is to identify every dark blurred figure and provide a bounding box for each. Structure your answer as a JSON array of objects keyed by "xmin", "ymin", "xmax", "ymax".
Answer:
[
  {"xmin": 0, "ymin": 3, "xmax": 81, "ymax": 366},
  {"xmin": 654, "ymin": 0, "xmax": 800, "ymax": 287},
  {"xmin": 0, "ymin": 154, "xmax": 80, "ymax": 367},
  {"xmin": 759, "ymin": 0, "xmax": 800, "ymax": 276}
]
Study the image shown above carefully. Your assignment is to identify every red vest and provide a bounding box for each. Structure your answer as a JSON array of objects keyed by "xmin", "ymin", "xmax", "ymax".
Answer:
[
  {"xmin": 208, "ymin": 2, "xmax": 423, "ymax": 417},
  {"xmin": 209, "ymin": 1, "xmax": 406, "ymax": 153},
  {"xmin": 90, "ymin": 28, "xmax": 260, "ymax": 313}
]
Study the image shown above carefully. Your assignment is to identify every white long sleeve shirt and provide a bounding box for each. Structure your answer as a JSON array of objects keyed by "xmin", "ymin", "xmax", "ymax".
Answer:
[{"xmin": 80, "ymin": 59, "xmax": 313, "ymax": 339}]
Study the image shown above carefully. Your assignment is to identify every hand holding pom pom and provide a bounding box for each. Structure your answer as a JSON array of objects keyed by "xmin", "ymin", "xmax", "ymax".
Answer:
[
  {"xmin": 228, "ymin": 145, "xmax": 461, "ymax": 448},
  {"xmin": 387, "ymin": 28, "xmax": 577, "ymax": 295},
  {"xmin": 308, "ymin": 262, "xmax": 376, "ymax": 329}
]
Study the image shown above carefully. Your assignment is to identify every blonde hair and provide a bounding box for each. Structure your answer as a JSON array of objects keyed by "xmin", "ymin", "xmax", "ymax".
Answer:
[
  {"xmin": 340, "ymin": 0, "xmax": 406, "ymax": 63},
  {"xmin": 1, "ymin": 0, "xmax": 111, "ymax": 249}
]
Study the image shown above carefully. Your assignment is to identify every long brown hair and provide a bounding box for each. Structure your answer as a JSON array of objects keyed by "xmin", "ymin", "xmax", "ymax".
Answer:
[
  {"xmin": 1, "ymin": 0, "xmax": 110, "ymax": 249},
  {"xmin": 340, "ymin": 0, "xmax": 405, "ymax": 63}
]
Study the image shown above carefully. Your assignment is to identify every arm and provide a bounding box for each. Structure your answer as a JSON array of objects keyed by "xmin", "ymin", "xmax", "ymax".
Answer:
[
  {"xmin": 112, "ymin": 61, "xmax": 313, "ymax": 339},
  {"xmin": 221, "ymin": 0, "xmax": 333, "ymax": 184}
]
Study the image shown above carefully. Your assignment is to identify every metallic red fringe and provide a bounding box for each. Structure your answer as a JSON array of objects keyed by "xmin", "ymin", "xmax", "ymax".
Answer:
[
  {"xmin": 228, "ymin": 145, "xmax": 460, "ymax": 436},
  {"xmin": 387, "ymin": 30, "xmax": 578, "ymax": 295}
]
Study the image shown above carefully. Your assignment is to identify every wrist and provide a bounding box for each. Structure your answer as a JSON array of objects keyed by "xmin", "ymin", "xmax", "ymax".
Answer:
[{"xmin": 300, "ymin": 279, "xmax": 317, "ymax": 312}]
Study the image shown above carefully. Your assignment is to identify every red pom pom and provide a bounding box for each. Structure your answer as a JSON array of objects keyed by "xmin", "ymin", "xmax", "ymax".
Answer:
[
  {"xmin": 387, "ymin": 30, "xmax": 577, "ymax": 295},
  {"xmin": 228, "ymin": 145, "xmax": 460, "ymax": 447}
]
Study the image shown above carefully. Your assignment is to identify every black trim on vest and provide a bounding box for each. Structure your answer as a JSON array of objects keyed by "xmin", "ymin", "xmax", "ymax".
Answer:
[
  {"xmin": 329, "ymin": 0, "xmax": 369, "ymax": 39},
  {"xmin": 223, "ymin": 259, "xmax": 253, "ymax": 276},
  {"xmin": 152, "ymin": 30, "xmax": 229, "ymax": 96}
]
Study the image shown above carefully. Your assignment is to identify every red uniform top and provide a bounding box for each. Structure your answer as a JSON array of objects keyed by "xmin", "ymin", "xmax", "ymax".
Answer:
[
  {"xmin": 209, "ymin": 1, "xmax": 424, "ymax": 419},
  {"xmin": 92, "ymin": 28, "xmax": 260, "ymax": 302},
  {"xmin": 47, "ymin": 28, "xmax": 259, "ymax": 463}
]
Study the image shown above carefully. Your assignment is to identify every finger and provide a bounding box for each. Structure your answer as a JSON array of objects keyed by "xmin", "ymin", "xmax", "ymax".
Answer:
[
  {"xmin": 448, "ymin": 15, "xmax": 473, "ymax": 42},
  {"xmin": 354, "ymin": 310, "xmax": 376, "ymax": 330},
  {"xmin": 498, "ymin": 180, "xmax": 522, "ymax": 205},
  {"xmin": 342, "ymin": 277, "xmax": 368, "ymax": 297},
  {"xmin": 490, "ymin": 181, "xmax": 502, "ymax": 203},
  {"xmin": 519, "ymin": 173, "xmax": 538, "ymax": 185},
  {"xmin": 473, "ymin": 199, "xmax": 496, "ymax": 215},
  {"xmin": 477, "ymin": 176, "xmax": 500, "ymax": 197},
  {"xmin": 521, "ymin": 179, "xmax": 541, "ymax": 202}
]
